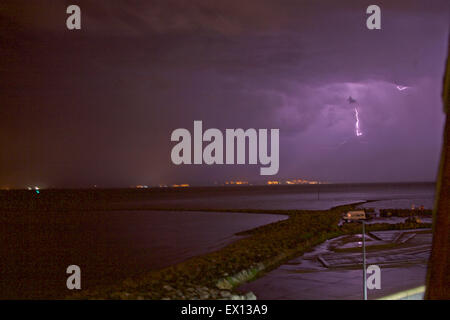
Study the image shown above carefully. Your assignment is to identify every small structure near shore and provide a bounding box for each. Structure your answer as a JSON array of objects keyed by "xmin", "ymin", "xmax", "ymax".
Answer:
[{"xmin": 343, "ymin": 210, "xmax": 366, "ymax": 222}]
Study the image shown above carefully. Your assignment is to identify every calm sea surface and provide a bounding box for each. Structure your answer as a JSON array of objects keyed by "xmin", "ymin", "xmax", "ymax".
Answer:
[
  {"xmin": 0, "ymin": 210, "xmax": 286, "ymax": 298},
  {"xmin": 127, "ymin": 182, "xmax": 436, "ymax": 210}
]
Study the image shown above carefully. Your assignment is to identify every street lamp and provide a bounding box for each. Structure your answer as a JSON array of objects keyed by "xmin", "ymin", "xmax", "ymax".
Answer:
[
  {"xmin": 358, "ymin": 220, "xmax": 367, "ymax": 300},
  {"xmin": 362, "ymin": 220, "xmax": 367, "ymax": 300}
]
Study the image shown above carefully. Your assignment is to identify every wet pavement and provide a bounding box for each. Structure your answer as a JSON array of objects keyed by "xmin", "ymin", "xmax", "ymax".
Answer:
[{"xmin": 239, "ymin": 229, "xmax": 432, "ymax": 300}]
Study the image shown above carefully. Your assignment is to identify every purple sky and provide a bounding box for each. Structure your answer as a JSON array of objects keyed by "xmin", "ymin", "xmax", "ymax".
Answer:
[{"xmin": 1, "ymin": 0, "xmax": 449, "ymax": 187}]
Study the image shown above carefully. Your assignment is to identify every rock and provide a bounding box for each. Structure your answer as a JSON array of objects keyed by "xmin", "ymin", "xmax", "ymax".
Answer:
[
  {"xmin": 120, "ymin": 292, "xmax": 130, "ymax": 299},
  {"xmin": 230, "ymin": 294, "xmax": 244, "ymax": 300},
  {"xmin": 244, "ymin": 292, "xmax": 257, "ymax": 300},
  {"xmin": 163, "ymin": 285, "xmax": 174, "ymax": 291},
  {"xmin": 123, "ymin": 278, "xmax": 138, "ymax": 288},
  {"xmin": 211, "ymin": 289, "xmax": 220, "ymax": 297},
  {"xmin": 220, "ymin": 291, "xmax": 231, "ymax": 298},
  {"xmin": 196, "ymin": 287, "xmax": 206, "ymax": 294},
  {"xmin": 200, "ymin": 293, "xmax": 210, "ymax": 300},
  {"xmin": 216, "ymin": 279, "xmax": 233, "ymax": 290},
  {"xmin": 110, "ymin": 292, "xmax": 122, "ymax": 299}
]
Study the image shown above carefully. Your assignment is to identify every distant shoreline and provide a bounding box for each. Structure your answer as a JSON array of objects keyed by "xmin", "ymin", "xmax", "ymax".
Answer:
[{"xmin": 0, "ymin": 181, "xmax": 437, "ymax": 191}]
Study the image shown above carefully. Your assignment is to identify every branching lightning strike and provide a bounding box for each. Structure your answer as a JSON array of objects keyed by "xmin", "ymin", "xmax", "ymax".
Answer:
[{"xmin": 354, "ymin": 107, "xmax": 362, "ymax": 137}]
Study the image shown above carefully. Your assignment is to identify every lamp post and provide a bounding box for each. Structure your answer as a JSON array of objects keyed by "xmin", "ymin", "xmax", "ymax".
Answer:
[{"xmin": 362, "ymin": 220, "xmax": 367, "ymax": 300}]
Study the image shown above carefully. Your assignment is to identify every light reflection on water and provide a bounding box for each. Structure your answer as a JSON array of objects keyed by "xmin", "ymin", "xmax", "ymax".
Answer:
[{"xmin": 132, "ymin": 183, "xmax": 435, "ymax": 210}]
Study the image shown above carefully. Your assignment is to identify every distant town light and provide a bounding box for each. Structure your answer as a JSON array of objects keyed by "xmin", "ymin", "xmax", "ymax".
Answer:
[{"xmin": 225, "ymin": 181, "xmax": 249, "ymax": 185}]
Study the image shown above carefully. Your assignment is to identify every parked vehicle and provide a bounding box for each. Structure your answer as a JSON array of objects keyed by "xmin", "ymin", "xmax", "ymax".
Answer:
[{"xmin": 342, "ymin": 210, "xmax": 367, "ymax": 223}]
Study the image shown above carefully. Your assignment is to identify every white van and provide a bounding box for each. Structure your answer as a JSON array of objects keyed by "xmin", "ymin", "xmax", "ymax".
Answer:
[{"xmin": 343, "ymin": 210, "xmax": 366, "ymax": 222}]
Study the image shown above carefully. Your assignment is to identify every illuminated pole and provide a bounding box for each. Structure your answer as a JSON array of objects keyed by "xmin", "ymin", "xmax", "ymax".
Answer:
[{"xmin": 362, "ymin": 220, "xmax": 367, "ymax": 300}]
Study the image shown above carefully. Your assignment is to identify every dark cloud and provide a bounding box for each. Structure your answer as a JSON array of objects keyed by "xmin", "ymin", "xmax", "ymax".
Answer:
[{"xmin": 0, "ymin": 0, "xmax": 448, "ymax": 187}]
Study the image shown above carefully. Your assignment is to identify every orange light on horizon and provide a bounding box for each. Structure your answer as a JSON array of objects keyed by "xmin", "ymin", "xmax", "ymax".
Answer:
[
  {"xmin": 285, "ymin": 179, "xmax": 321, "ymax": 185},
  {"xmin": 224, "ymin": 180, "xmax": 249, "ymax": 185},
  {"xmin": 172, "ymin": 184, "xmax": 190, "ymax": 188}
]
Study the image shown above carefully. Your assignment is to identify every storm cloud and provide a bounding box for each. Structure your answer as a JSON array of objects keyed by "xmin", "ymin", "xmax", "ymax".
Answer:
[{"xmin": 0, "ymin": 0, "xmax": 448, "ymax": 187}]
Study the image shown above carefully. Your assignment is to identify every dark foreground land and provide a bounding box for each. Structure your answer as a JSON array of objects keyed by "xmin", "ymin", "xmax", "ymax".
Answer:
[{"xmin": 0, "ymin": 187, "xmax": 433, "ymax": 299}]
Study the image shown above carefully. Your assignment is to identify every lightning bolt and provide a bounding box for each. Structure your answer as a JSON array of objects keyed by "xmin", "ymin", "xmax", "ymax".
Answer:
[
  {"xmin": 396, "ymin": 85, "xmax": 408, "ymax": 91},
  {"xmin": 354, "ymin": 107, "xmax": 362, "ymax": 137}
]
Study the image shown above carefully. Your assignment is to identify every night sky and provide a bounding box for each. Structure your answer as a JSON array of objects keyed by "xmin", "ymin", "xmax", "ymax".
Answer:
[{"xmin": 1, "ymin": 0, "xmax": 449, "ymax": 188}]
